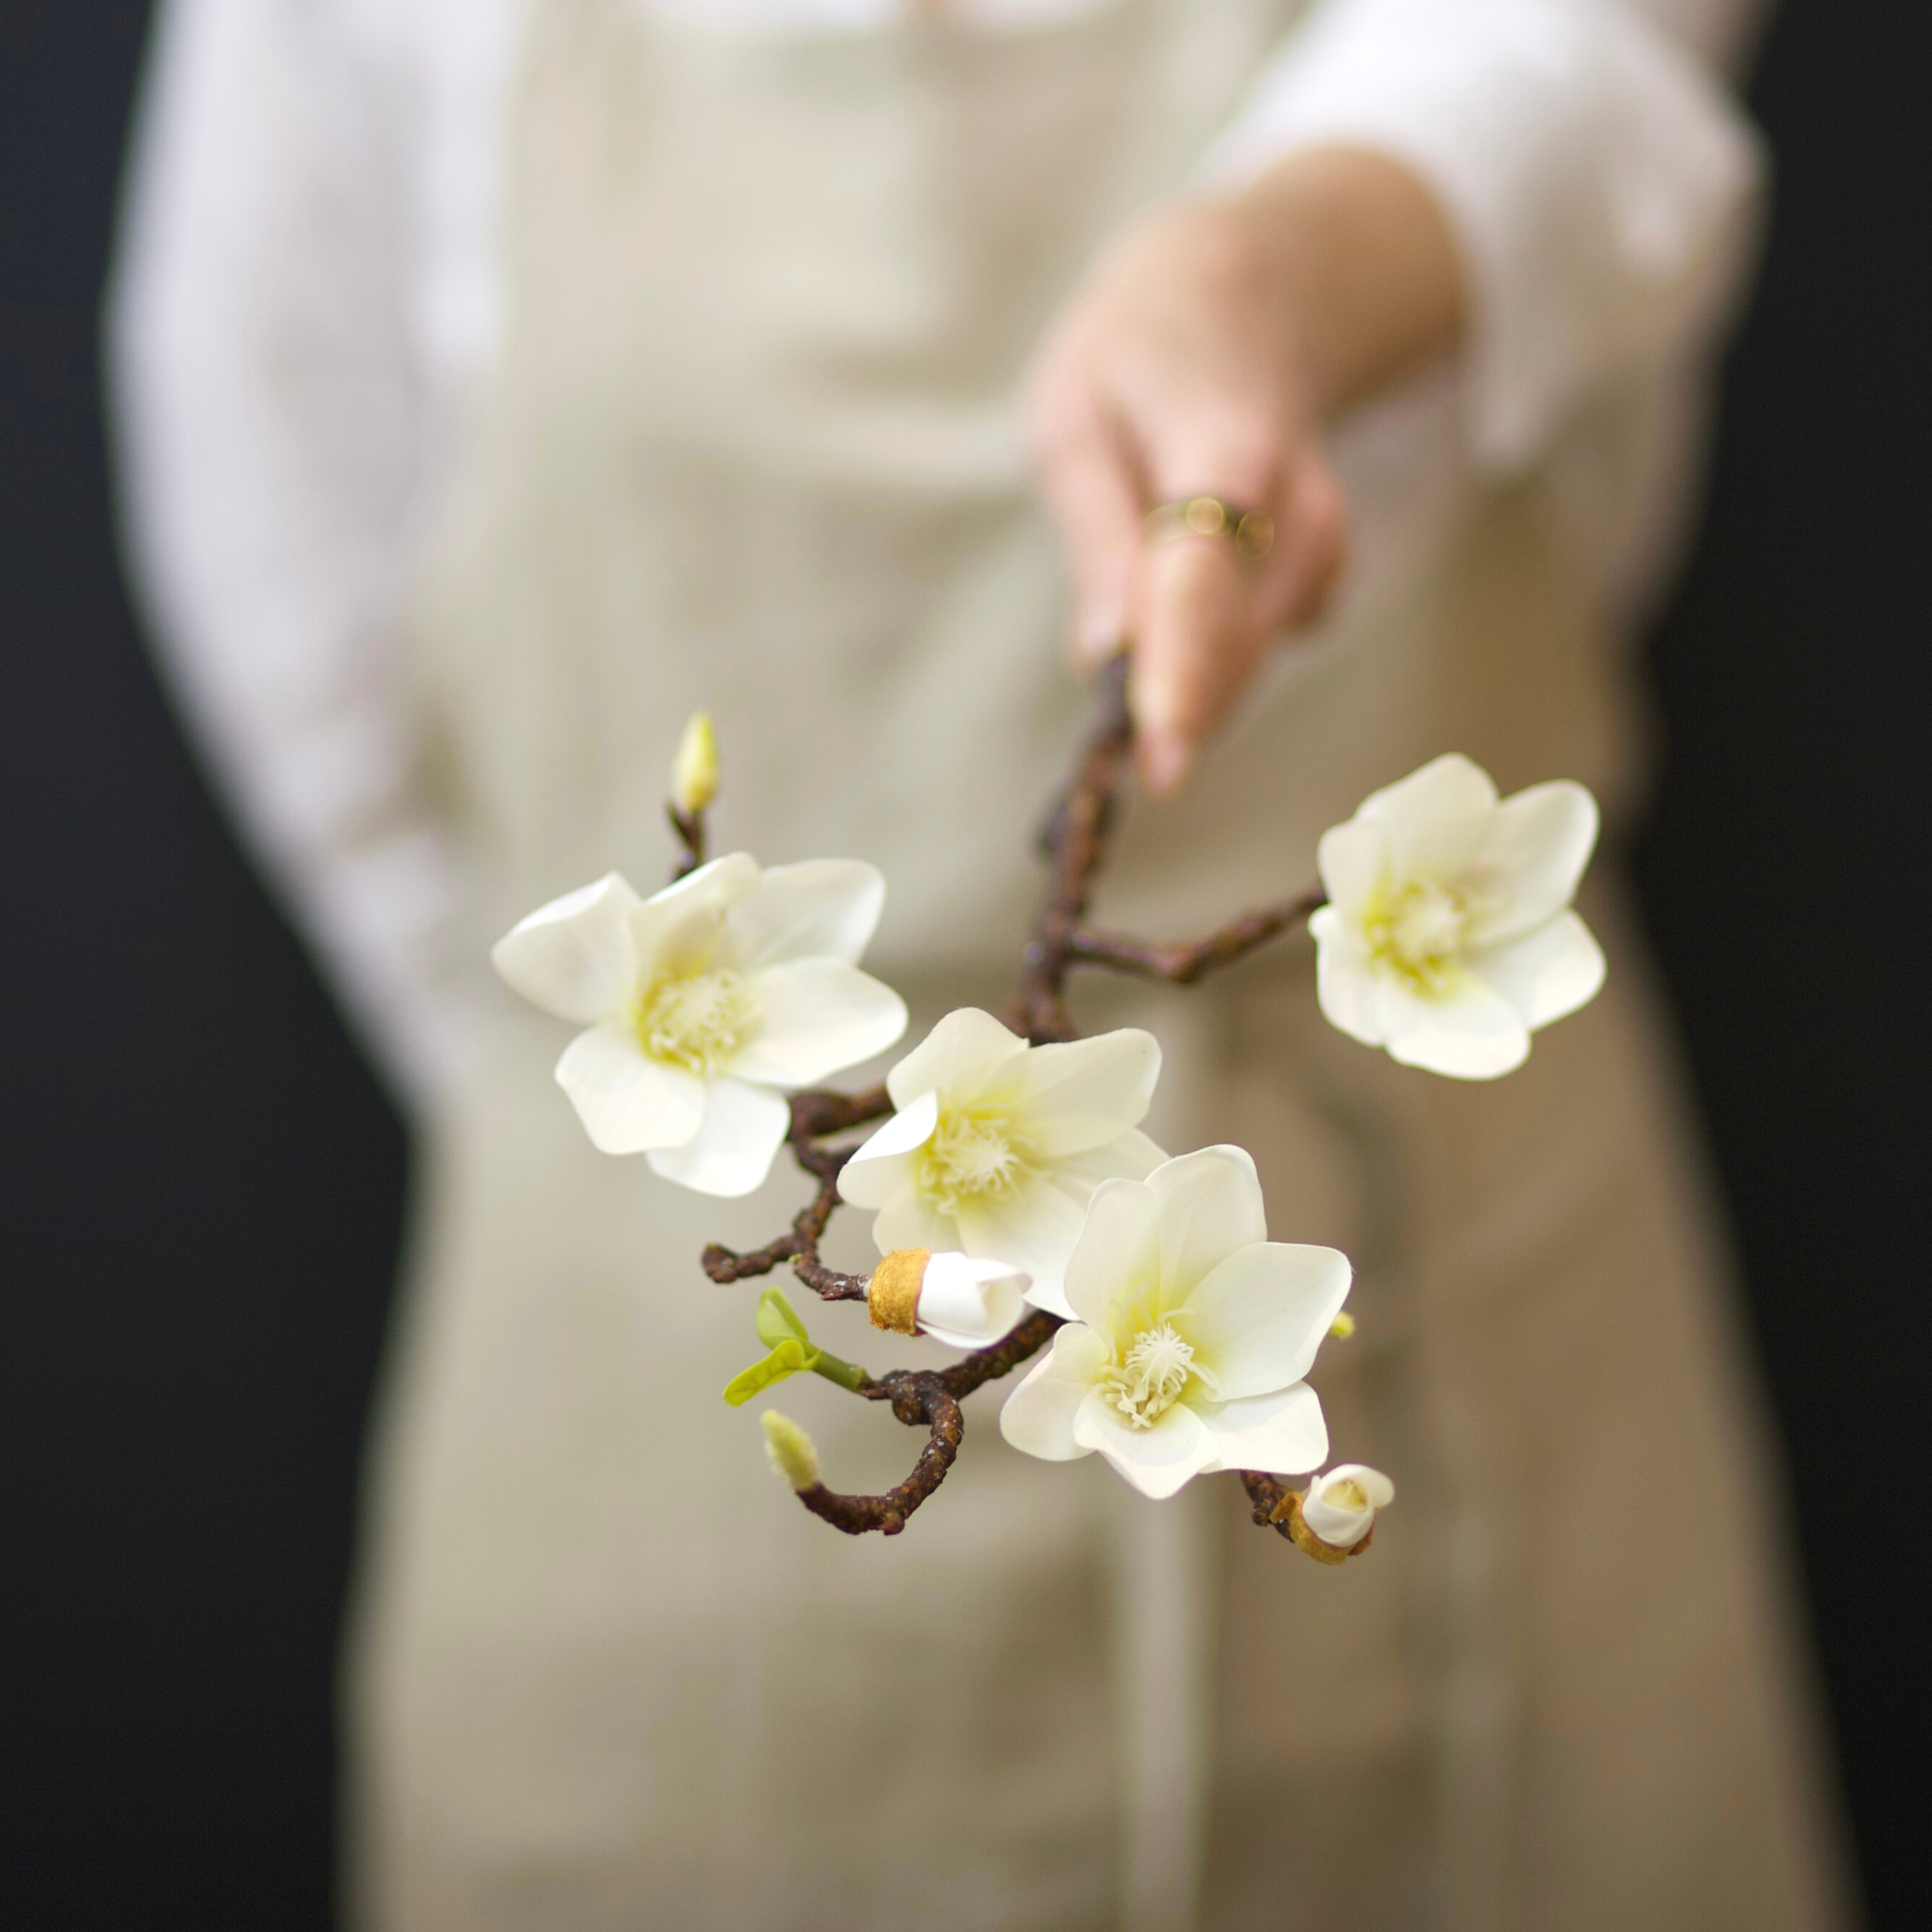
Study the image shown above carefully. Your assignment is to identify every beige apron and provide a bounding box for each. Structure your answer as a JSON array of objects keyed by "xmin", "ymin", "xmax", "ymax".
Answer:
[{"xmin": 346, "ymin": 2, "xmax": 1852, "ymax": 1926}]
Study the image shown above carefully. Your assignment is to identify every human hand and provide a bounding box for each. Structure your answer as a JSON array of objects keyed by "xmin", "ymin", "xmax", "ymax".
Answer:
[{"xmin": 1025, "ymin": 147, "xmax": 1463, "ymax": 796}]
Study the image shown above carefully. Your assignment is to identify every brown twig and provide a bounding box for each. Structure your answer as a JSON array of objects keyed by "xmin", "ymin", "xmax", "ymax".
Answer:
[{"xmin": 1065, "ymin": 885, "xmax": 1326, "ymax": 985}]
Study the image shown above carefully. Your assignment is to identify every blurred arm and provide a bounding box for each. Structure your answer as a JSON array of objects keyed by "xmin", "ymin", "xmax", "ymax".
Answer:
[{"xmin": 108, "ymin": 0, "xmax": 480, "ymax": 1109}]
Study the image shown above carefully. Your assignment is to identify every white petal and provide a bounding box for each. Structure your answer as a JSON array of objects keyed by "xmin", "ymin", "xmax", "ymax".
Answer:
[
  {"xmin": 918, "ymin": 1252, "xmax": 1030, "ymax": 1350},
  {"xmin": 1058, "ymin": 1177, "xmax": 1160, "ymax": 1330},
  {"xmin": 1149, "ymin": 1146, "xmax": 1268, "ymax": 1300},
  {"xmin": 1376, "ymin": 974, "xmax": 1531, "ymax": 1080},
  {"xmin": 956, "ymin": 1172, "xmax": 1089, "ymax": 1316},
  {"xmin": 1471, "ymin": 781, "xmax": 1600, "ymax": 944},
  {"xmin": 838, "ymin": 1089, "xmax": 940, "ymax": 1207},
  {"xmin": 1470, "ymin": 911, "xmax": 1606, "ymax": 1031},
  {"xmin": 884, "ymin": 1008, "xmax": 1029, "ymax": 1111},
  {"xmin": 1073, "ymin": 1396, "xmax": 1219, "ymax": 1499},
  {"xmin": 626, "ymin": 853, "xmax": 761, "ymax": 974},
  {"xmin": 1181, "ymin": 1240, "xmax": 1352, "ymax": 1400},
  {"xmin": 1310, "ymin": 910, "xmax": 1386, "ymax": 1047},
  {"xmin": 1315, "ymin": 818, "xmax": 1389, "ymax": 916},
  {"xmin": 1359, "ymin": 753, "xmax": 1498, "ymax": 876},
  {"xmin": 871, "ymin": 1191, "xmax": 959, "ymax": 1254},
  {"xmin": 999, "ymin": 1326, "xmax": 1112, "ymax": 1462},
  {"xmin": 644, "ymin": 1076, "xmax": 790, "ymax": 1198},
  {"xmin": 1198, "ymin": 1382, "xmax": 1329, "ymax": 1478},
  {"xmin": 1049, "ymin": 1127, "xmax": 1169, "ymax": 1194},
  {"xmin": 492, "ymin": 872, "xmax": 642, "ymax": 1023},
  {"xmin": 554, "ymin": 1020, "xmax": 705, "ymax": 1152},
  {"xmin": 729, "ymin": 959, "xmax": 908, "ymax": 1088},
  {"xmin": 999, "ymin": 1028, "xmax": 1161, "ymax": 1156},
  {"xmin": 1301, "ymin": 1463, "xmax": 1396, "ymax": 1548},
  {"xmin": 724, "ymin": 858, "xmax": 886, "ymax": 969}
]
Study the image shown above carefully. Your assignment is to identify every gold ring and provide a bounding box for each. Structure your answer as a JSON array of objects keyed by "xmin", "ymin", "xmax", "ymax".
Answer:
[{"xmin": 1146, "ymin": 496, "xmax": 1275, "ymax": 562}]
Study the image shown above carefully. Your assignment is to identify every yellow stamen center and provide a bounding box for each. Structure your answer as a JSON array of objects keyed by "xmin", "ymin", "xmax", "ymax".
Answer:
[
  {"xmin": 635, "ymin": 969, "xmax": 760, "ymax": 1073},
  {"xmin": 1366, "ymin": 878, "xmax": 1470, "ymax": 995},
  {"xmin": 1103, "ymin": 1322, "xmax": 1196, "ymax": 1430},
  {"xmin": 918, "ymin": 1106, "xmax": 1031, "ymax": 1216}
]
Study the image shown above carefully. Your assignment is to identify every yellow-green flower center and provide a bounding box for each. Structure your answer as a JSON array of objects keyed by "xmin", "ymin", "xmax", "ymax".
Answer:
[
  {"xmin": 635, "ymin": 969, "xmax": 760, "ymax": 1073},
  {"xmin": 1365, "ymin": 877, "xmax": 1470, "ymax": 994},
  {"xmin": 1103, "ymin": 1322, "xmax": 1196, "ymax": 1430},
  {"xmin": 918, "ymin": 1106, "xmax": 1031, "ymax": 1216}
]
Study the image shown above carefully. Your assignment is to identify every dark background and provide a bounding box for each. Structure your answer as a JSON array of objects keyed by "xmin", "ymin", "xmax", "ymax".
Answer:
[{"xmin": 2, "ymin": 2, "xmax": 1926, "ymax": 1925}]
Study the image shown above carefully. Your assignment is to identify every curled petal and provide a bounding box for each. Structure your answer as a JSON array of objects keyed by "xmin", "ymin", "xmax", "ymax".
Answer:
[
  {"xmin": 999, "ymin": 1326, "xmax": 1112, "ymax": 1463},
  {"xmin": 917, "ymin": 1252, "xmax": 1030, "ymax": 1350},
  {"xmin": 730, "ymin": 959, "xmax": 907, "ymax": 1088},
  {"xmin": 493, "ymin": 872, "xmax": 642, "ymax": 1023},
  {"xmin": 1301, "ymin": 1463, "xmax": 1396, "ymax": 1548},
  {"xmin": 1471, "ymin": 911, "xmax": 1606, "ymax": 1030},
  {"xmin": 725, "ymin": 859, "xmax": 886, "ymax": 969},
  {"xmin": 884, "ymin": 1008, "xmax": 1029, "ymax": 1112},
  {"xmin": 1358, "ymin": 753, "xmax": 1497, "ymax": 877},
  {"xmin": 555, "ymin": 1020, "xmax": 705, "ymax": 1153},
  {"xmin": 626, "ymin": 853, "xmax": 761, "ymax": 975},
  {"xmin": 1000, "ymin": 1028, "xmax": 1161, "ymax": 1156},
  {"xmin": 838, "ymin": 1089, "xmax": 940, "ymax": 1207},
  {"xmin": 645, "ymin": 1076, "xmax": 790, "ymax": 1198}
]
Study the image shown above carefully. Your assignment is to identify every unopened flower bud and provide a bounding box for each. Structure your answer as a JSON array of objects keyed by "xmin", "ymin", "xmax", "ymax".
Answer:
[
  {"xmin": 867, "ymin": 1248, "xmax": 1029, "ymax": 1350},
  {"xmin": 761, "ymin": 1409, "xmax": 819, "ymax": 1492},
  {"xmin": 1328, "ymin": 1311, "xmax": 1356, "ymax": 1340},
  {"xmin": 670, "ymin": 711, "xmax": 720, "ymax": 817},
  {"xmin": 1292, "ymin": 1463, "xmax": 1395, "ymax": 1561}
]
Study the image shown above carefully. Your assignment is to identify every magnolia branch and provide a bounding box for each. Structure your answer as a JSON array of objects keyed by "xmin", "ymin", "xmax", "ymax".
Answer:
[{"xmin": 696, "ymin": 655, "xmax": 1337, "ymax": 1540}]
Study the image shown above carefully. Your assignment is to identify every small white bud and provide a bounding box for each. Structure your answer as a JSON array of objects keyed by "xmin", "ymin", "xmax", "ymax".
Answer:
[
  {"xmin": 1300, "ymin": 1463, "xmax": 1395, "ymax": 1551},
  {"xmin": 917, "ymin": 1252, "xmax": 1030, "ymax": 1349},
  {"xmin": 670, "ymin": 711, "xmax": 720, "ymax": 817},
  {"xmin": 761, "ymin": 1409, "xmax": 819, "ymax": 1492}
]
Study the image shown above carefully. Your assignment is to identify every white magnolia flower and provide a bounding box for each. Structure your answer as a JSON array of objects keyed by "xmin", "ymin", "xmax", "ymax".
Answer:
[
  {"xmin": 999, "ymin": 1147, "xmax": 1351, "ymax": 1500},
  {"xmin": 838, "ymin": 1008, "xmax": 1165, "ymax": 1316},
  {"xmin": 493, "ymin": 855, "xmax": 907, "ymax": 1197},
  {"xmin": 1310, "ymin": 754, "xmax": 1606, "ymax": 1079},
  {"xmin": 867, "ymin": 1248, "xmax": 1030, "ymax": 1350},
  {"xmin": 1299, "ymin": 1463, "xmax": 1395, "ymax": 1550}
]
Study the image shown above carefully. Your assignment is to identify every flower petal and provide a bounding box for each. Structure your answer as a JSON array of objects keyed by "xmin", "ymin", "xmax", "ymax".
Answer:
[
  {"xmin": 1310, "ymin": 908, "xmax": 1386, "ymax": 1046},
  {"xmin": 1148, "ymin": 1146, "xmax": 1268, "ymax": 1301},
  {"xmin": 871, "ymin": 1192, "xmax": 958, "ymax": 1254},
  {"xmin": 1470, "ymin": 911, "xmax": 1606, "ymax": 1031},
  {"xmin": 1198, "ymin": 1381, "xmax": 1329, "ymax": 1479},
  {"xmin": 1358, "ymin": 753, "xmax": 1497, "ymax": 876},
  {"xmin": 1471, "ymin": 781, "xmax": 1600, "ymax": 943},
  {"xmin": 1315, "ymin": 818, "xmax": 1389, "ymax": 916},
  {"xmin": 1049, "ymin": 1127, "xmax": 1169, "ymax": 1195},
  {"xmin": 1058, "ymin": 1176, "xmax": 1160, "ymax": 1330},
  {"xmin": 999, "ymin": 1326, "xmax": 1112, "ymax": 1462},
  {"xmin": 730, "ymin": 959, "xmax": 908, "ymax": 1088},
  {"xmin": 918, "ymin": 1253, "xmax": 1030, "ymax": 1350},
  {"xmin": 626, "ymin": 853, "xmax": 761, "ymax": 975},
  {"xmin": 1302, "ymin": 1463, "xmax": 1396, "ymax": 1548},
  {"xmin": 884, "ymin": 1008, "xmax": 1029, "ymax": 1111},
  {"xmin": 1376, "ymin": 973, "xmax": 1531, "ymax": 1079},
  {"xmin": 999, "ymin": 1028, "xmax": 1161, "ymax": 1156},
  {"xmin": 554, "ymin": 1019, "xmax": 705, "ymax": 1152},
  {"xmin": 724, "ymin": 859, "xmax": 886, "ymax": 969},
  {"xmin": 956, "ymin": 1172, "xmax": 1090, "ymax": 1317},
  {"xmin": 492, "ymin": 872, "xmax": 642, "ymax": 1023},
  {"xmin": 1073, "ymin": 1395, "xmax": 1219, "ymax": 1499},
  {"xmin": 838, "ymin": 1089, "xmax": 940, "ymax": 1207},
  {"xmin": 1181, "ymin": 1240, "xmax": 1352, "ymax": 1400},
  {"xmin": 644, "ymin": 1076, "xmax": 789, "ymax": 1198}
]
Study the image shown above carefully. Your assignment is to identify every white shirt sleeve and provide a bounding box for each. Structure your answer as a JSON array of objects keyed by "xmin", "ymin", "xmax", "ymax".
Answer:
[
  {"xmin": 108, "ymin": 0, "xmax": 482, "ymax": 1109},
  {"xmin": 1204, "ymin": 0, "xmax": 1767, "ymax": 470}
]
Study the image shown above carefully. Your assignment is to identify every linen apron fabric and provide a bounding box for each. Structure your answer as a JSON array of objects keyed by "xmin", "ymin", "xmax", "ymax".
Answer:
[{"xmin": 345, "ymin": 1, "xmax": 1852, "ymax": 1926}]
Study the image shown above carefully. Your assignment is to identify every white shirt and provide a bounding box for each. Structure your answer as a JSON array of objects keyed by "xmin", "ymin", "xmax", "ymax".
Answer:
[{"xmin": 107, "ymin": 0, "xmax": 1763, "ymax": 1104}]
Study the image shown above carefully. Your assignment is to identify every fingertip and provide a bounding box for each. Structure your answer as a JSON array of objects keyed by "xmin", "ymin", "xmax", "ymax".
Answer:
[
  {"xmin": 1075, "ymin": 609, "xmax": 1127, "ymax": 670},
  {"xmin": 1137, "ymin": 730, "xmax": 1192, "ymax": 800}
]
